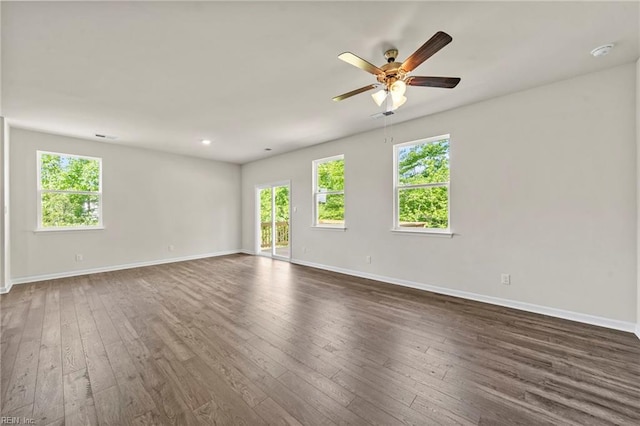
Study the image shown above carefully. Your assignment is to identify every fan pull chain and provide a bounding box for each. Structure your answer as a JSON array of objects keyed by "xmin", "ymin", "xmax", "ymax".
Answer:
[{"xmin": 384, "ymin": 113, "xmax": 394, "ymax": 144}]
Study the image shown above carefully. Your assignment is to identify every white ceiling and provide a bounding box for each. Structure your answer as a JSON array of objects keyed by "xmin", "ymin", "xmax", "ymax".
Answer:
[{"xmin": 2, "ymin": 1, "xmax": 639, "ymax": 164}]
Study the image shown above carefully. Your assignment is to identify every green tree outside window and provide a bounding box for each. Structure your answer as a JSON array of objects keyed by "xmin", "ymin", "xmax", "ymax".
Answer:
[
  {"xmin": 396, "ymin": 138, "xmax": 450, "ymax": 229},
  {"xmin": 314, "ymin": 156, "xmax": 345, "ymax": 225},
  {"xmin": 38, "ymin": 152, "xmax": 102, "ymax": 228}
]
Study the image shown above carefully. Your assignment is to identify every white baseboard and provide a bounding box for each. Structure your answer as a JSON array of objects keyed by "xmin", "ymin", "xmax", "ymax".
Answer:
[
  {"xmin": 7, "ymin": 251, "xmax": 637, "ymax": 337},
  {"xmin": 8, "ymin": 250, "xmax": 242, "ymax": 287},
  {"xmin": 239, "ymin": 249, "xmax": 256, "ymax": 255},
  {"xmin": 290, "ymin": 258, "xmax": 636, "ymax": 334}
]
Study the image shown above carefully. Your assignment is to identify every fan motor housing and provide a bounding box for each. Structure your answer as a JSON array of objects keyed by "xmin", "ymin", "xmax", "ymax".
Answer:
[
  {"xmin": 384, "ymin": 49, "xmax": 398, "ymax": 63},
  {"xmin": 377, "ymin": 61, "xmax": 406, "ymax": 84}
]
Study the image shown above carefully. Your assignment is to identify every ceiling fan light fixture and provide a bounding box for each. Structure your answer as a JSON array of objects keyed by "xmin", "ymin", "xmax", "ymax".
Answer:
[
  {"xmin": 371, "ymin": 89, "xmax": 387, "ymax": 106},
  {"xmin": 390, "ymin": 80, "xmax": 407, "ymax": 97},
  {"xmin": 390, "ymin": 89, "xmax": 404, "ymax": 104},
  {"xmin": 332, "ymin": 31, "xmax": 459, "ymax": 111},
  {"xmin": 391, "ymin": 95, "xmax": 407, "ymax": 111}
]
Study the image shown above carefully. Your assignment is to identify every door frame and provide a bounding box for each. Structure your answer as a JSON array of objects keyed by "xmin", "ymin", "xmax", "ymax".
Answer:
[{"xmin": 254, "ymin": 180, "xmax": 291, "ymax": 260}]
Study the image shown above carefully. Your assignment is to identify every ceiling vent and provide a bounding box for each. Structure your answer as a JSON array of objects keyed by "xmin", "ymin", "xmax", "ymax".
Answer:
[
  {"xmin": 95, "ymin": 134, "xmax": 118, "ymax": 140},
  {"xmin": 370, "ymin": 110, "xmax": 395, "ymax": 119}
]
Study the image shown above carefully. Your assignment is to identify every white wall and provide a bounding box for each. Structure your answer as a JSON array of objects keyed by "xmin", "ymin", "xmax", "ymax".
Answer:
[
  {"xmin": 0, "ymin": 0, "xmax": 3, "ymax": 115},
  {"xmin": 11, "ymin": 128, "xmax": 241, "ymax": 280},
  {"xmin": 637, "ymin": 57, "xmax": 640, "ymax": 337},
  {"xmin": 242, "ymin": 63, "xmax": 637, "ymax": 324},
  {"xmin": 0, "ymin": 117, "xmax": 5, "ymax": 291}
]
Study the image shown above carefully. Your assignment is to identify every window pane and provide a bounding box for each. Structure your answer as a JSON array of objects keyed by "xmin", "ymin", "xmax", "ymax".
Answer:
[
  {"xmin": 40, "ymin": 153, "xmax": 100, "ymax": 191},
  {"xmin": 317, "ymin": 159, "xmax": 344, "ymax": 192},
  {"xmin": 398, "ymin": 139, "xmax": 449, "ymax": 185},
  {"xmin": 41, "ymin": 193, "xmax": 100, "ymax": 227},
  {"xmin": 317, "ymin": 193, "xmax": 344, "ymax": 225},
  {"xmin": 274, "ymin": 186, "xmax": 289, "ymax": 223},
  {"xmin": 398, "ymin": 186, "xmax": 448, "ymax": 229},
  {"xmin": 274, "ymin": 185, "xmax": 290, "ymax": 257},
  {"xmin": 259, "ymin": 188, "xmax": 272, "ymax": 252}
]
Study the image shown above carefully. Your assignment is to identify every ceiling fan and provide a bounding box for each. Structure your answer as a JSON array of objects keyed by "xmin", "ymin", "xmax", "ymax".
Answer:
[{"xmin": 332, "ymin": 31, "xmax": 460, "ymax": 111}]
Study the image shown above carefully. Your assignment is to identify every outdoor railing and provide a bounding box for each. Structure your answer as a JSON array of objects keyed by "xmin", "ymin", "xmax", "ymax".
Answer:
[{"xmin": 261, "ymin": 221, "xmax": 289, "ymax": 248}]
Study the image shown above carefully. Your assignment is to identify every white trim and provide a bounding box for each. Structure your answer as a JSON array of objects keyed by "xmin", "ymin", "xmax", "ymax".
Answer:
[
  {"xmin": 37, "ymin": 150, "xmax": 103, "ymax": 230},
  {"xmin": 289, "ymin": 258, "xmax": 636, "ymax": 333},
  {"xmin": 393, "ymin": 134, "xmax": 451, "ymax": 233},
  {"xmin": 9, "ymin": 250, "xmax": 242, "ymax": 286},
  {"xmin": 312, "ymin": 154, "xmax": 345, "ymax": 227},
  {"xmin": 313, "ymin": 154, "xmax": 344, "ymax": 164},
  {"xmin": 311, "ymin": 225, "xmax": 347, "ymax": 231},
  {"xmin": 635, "ymin": 323, "xmax": 640, "ymax": 340},
  {"xmin": 3, "ymin": 120, "xmax": 10, "ymax": 289},
  {"xmin": 34, "ymin": 226, "xmax": 105, "ymax": 233},
  {"xmin": 399, "ymin": 182, "xmax": 448, "ymax": 190},
  {"xmin": 40, "ymin": 189, "xmax": 100, "ymax": 195},
  {"xmin": 394, "ymin": 134, "xmax": 451, "ymax": 150},
  {"xmin": 37, "ymin": 149, "xmax": 102, "ymax": 162},
  {"xmin": 254, "ymin": 181, "xmax": 291, "ymax": 260},
  {"xmin": 255, "ymin": 180, "xmax": 291, "ymax": 189},
  {"xmin": 390, "ymin": 228, "xmax": 453, "ymax": 237},
  {"xmin": 0, "ymin": 282, "xmax": 12, "ymax": 295}
]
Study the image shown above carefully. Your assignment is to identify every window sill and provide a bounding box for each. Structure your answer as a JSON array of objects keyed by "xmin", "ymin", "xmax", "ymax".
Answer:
[
  {"xmin": 34, "ymin": 226, "xmax": 105, "ymax": 233},
  {"xmin": 390, "ymin": 228, "xmax": 453, "ymax": 238},
  {"xmin": 311, "ymin": 225, "xmax": 347, "ymax": 231}
]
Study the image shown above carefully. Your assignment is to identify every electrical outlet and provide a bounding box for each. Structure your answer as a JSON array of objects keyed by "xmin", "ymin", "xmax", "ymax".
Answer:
[
  {"xmin": 365, "ymin": 255, "xmax": 372, "ymax": 264},
  {"xmin": 501, "ymin": 273, "xmax": 511, "ymax": 285},
  {"xmin": 168, "ymin": 244, "xmax": 175, "ymax": 252},
  {"xmin": 75, "ymin": 254, "xmax": 83, "ymax": 262}
]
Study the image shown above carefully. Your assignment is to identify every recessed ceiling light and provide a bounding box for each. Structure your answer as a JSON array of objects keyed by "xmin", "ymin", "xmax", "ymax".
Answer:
[
  {"xmin": 590, "ymin": 44, "xmax": 614, "ymax": 57},
  {"xmin": 201, "ymin": 139, "xmax": 212, "ymax": 145},
  {"xmin": 264, "ymin": 148, "xmax": 272, "ymax": 151}
]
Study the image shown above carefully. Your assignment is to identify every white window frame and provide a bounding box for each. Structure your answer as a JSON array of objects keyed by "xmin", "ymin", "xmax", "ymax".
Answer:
[
  {"xmin": 312, "ymin": 154, "xmax": 345, "ymax": 229},
  {"xmin": 36, "ymin": 150, "xmax": 104, "ymax": 232},
  {"xmin": 254, "ymin": 180, "xmax": 292, "ymax": 259},
  {"xmin": 392, "ymin": 134, "xmax": 452, "ymax": 236}
]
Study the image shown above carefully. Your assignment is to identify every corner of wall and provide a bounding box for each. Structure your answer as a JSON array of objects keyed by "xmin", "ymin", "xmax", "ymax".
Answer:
[
  {"xmin": 636, "ymin": 57, "xmax": 640, "ymax": 338},
  {"xmin": 0, "ymin": 118, "xmax": 7, "ymax": 292},
  {"xmin": 0, "ymin": 282, "xmax": 12, "ymax": 295},
  {"xmin": 239, "ymin": 162, "xmax": 247, "ymax": 254},
  {"xmin": 3, "ymin": 120, "xmax": 10, "ymax": 290}
]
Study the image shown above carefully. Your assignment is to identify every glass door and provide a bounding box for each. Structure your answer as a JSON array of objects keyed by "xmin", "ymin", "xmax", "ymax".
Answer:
[
  {"xmin": 259, "ymin": 187, "xmax": 273, "ymax": 256},
  {"xmin": 257, "ymin": 182, "xmax": 290, "ymax": 260}
]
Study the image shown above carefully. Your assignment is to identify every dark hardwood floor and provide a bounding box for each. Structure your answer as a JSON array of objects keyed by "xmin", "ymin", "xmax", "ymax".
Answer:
[{"xmin": 1, "ymin": 254, "xmax": 639, "ymax": 425}]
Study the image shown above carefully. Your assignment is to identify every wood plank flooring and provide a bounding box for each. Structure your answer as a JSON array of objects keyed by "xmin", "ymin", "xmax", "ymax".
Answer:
[{"xmin": 1, "ymin": 254, "xmax": 640, "ymax": 425}]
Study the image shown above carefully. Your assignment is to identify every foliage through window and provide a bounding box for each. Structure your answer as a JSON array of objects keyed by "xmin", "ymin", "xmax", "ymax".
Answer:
[
  {"xmin": 394, "ymin": 135, "xmax": 450, "ymax": 231},
  {"xmin": 313, "ymin": 155, "xmax": 345, "ymax": 226},
  {"xmin": 259, "ymin": 185, "xmax": 290, "ymax": 251},
  {"xmin": 38, "ymin": 151, "xmax": 102, "ymax": 229},
  {"xmin": 260, "ymin": 186, "xmax": 289, "ymax": 224}
]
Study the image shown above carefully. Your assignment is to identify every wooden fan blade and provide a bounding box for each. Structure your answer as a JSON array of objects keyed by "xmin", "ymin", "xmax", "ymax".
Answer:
[
  {"xmin": 407, "ymin": 76, "xmax": 461, "ymax": 88},
  {"xmin": 401, "ymin": 31, "xmax": 453, "ymax": 72},
  {"xmin": 338, "ymin": 52, "xmax": 384, "ymax": 76},
  {"xmin": 332, "ymin": 84, "xmax": 378, "ymax": 101}
]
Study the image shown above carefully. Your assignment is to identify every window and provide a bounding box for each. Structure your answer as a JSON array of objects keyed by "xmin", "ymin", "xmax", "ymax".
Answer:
[
  {"xmin": 37, "ymin": 151, "xmax": 102, "ymax": 230},
  {"xmin": 312, "ymin": 155, "xmax": 345, "ymax": 227},
  {"xmin": 393, "ymin": 135, "xmax": 450, "ymax": 233}
]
